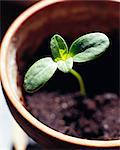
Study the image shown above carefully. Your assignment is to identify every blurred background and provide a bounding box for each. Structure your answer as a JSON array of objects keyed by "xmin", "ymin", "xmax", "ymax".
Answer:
[{"xmin": 0, "ymin": 1, "xmax": 43, "ymax": 150}]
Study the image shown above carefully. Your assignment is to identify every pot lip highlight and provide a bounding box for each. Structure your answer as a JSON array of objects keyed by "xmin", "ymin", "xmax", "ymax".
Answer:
[{"xmin": 0, "ymin": 0, "xmax": 120, "ymax": 147}]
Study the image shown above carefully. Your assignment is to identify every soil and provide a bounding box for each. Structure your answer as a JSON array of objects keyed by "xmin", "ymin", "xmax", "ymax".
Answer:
[{"xmin": 25, "ymin": 91, "xmax": 120, "ymax": 140}]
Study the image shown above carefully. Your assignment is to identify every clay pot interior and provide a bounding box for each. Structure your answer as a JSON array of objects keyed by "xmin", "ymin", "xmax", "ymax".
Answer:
[{"xmin": 11, "ymin": 1, "xmax": 119, "ymax": 100}]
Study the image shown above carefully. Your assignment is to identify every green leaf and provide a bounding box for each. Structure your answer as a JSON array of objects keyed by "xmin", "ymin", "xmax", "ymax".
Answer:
[
  {"xmin": 50, "ymin": 34, "xmax": 68, "ymax": 61},
  {"xmin": 57, "ymin": 57, "xmax": 73, "ymax": 73},
  {"xmin": 69, "ymin": 32, "xmax": 110, "ymax": 62},
  {"xmin": 24, "ymin": 57, "xmax": 57, "ymax": 93}
]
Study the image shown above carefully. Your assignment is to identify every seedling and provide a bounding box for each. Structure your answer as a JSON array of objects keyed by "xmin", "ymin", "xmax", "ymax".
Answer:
[{"xmin": 24, "ymin": 33, "xmax": 110, "ymax": 96}]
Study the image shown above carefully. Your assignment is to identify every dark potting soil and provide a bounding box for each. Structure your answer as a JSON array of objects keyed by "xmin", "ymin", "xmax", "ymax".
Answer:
[{"xmin": 25, "ymin": 92, "xmax": 120, "ymax": 140}]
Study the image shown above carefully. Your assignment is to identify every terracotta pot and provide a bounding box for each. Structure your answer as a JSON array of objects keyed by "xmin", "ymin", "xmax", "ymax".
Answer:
[{"xmin": 0, "ymin": 0, "xmax": 120, "ymax": 149}]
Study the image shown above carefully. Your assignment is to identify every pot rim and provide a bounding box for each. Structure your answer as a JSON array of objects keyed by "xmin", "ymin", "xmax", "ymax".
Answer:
[{"xmin": 0, "ymin": 0, "xmax": 120, "ymax": 147}]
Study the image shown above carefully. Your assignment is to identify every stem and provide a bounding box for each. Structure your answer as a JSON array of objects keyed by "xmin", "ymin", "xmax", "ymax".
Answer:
[{"xmin": 69, "ymin": 69, "xmax": 86, "ymax": 96}]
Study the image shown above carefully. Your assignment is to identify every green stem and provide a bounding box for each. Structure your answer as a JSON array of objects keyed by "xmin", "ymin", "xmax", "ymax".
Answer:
[{"xmin": 69, "ymin": 68, "xmax": 86, "ymax": 96}]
